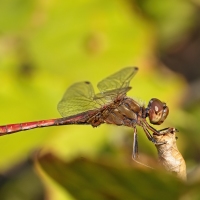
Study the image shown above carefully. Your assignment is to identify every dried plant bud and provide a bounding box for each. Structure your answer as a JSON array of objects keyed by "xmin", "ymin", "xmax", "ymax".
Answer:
[{"xmin": 153, "ymin": 128, "xmax": 187, "ymax": 181}]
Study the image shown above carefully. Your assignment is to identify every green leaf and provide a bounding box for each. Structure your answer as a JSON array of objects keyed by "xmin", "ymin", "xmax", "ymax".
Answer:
[{"xmin": 39, "ymin": 153, "xmax": 187, "ymax": 200}]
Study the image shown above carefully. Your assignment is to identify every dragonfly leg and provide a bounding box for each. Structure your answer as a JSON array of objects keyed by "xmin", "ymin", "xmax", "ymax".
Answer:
[
  {"xmin": 142, "ymin": 125, "xmax": 166, "ymax": 145},
  {"xmin": 157, "ymin": 127, "xmax": 178, "ymax": 135},
  {"xmin": 132, "ymin": 127, "xmax": 138, "ymax": 159},
  {"xmin": 142, "ymin": 119, "xmax": 159, "ymax": 134},
  {"xmin": 142, "ymin": 120, "xmax": 178, "ymax": 136},
  {"xmin": 141, "ymin": 123, "xmax": 154, "ymax": 141}
]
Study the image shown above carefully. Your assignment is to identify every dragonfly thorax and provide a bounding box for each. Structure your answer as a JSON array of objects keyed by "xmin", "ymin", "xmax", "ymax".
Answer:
[{"xmin": 98, "ymin": 97, "xmax": 142, "ymax": 127}]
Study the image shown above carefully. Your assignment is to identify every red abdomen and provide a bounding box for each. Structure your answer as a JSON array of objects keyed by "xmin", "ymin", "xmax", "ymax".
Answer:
[{"xmin": 0, "ymin": 119, "xmax": 56, "ymax": 136}]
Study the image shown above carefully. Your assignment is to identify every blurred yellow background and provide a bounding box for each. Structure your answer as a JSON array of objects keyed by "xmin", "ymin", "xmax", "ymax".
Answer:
[{"xmin": 0, "ymin": 0, "xmax": 200, "ymax": 199}]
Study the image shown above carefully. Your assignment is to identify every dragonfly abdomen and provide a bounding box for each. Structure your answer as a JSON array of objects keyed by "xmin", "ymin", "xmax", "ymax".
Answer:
[{"xmin": 0, "ymin": 119, "xmax": 56, "ymax": 136}]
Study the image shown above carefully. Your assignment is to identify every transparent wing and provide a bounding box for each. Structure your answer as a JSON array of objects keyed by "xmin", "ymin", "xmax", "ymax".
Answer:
[
  {"xmin": 97, "ymin": 67, "xmax": 138, "ymax": 95},
  {"xmin": 57, "ymin": 81, "xmax": 101, "ymax": 117},
  {"xmin": 58, "ymin": 67, "xmax": 138, "ymax": 117}
]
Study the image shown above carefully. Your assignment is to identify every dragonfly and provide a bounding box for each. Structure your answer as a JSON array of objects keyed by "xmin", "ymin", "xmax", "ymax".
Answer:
[{"xmin": 0, "ymin": 67, "xmax": 171, "ymax": 158}]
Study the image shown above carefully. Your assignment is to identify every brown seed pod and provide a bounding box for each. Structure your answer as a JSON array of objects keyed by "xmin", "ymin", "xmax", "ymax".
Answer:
[{"xmin": 153, "ymin": 128, "xmax": 187, "ymax": 181}]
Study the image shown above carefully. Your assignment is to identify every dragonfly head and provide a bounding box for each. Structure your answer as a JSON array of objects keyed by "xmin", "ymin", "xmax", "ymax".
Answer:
[{"xmin": 147, "ymin": 98, "xmax": 169, "ymax": 125}]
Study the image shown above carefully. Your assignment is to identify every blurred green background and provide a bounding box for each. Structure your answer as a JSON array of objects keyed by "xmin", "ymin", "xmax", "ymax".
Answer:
[{"xmin": 0, "ymin": 0, "xmax": 200, "ymax": 199}]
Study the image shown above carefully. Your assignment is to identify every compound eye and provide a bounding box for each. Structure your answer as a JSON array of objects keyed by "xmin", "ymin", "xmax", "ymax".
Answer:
[{"xmin": 148, "ymin": 98, "xmax": 169, "ymax": 125}]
